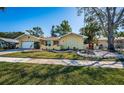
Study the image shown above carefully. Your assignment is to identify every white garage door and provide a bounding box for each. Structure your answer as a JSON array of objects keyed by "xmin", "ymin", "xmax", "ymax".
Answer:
[{"xmin": 22, "ymin": 42, "xmax": 34, "ymax": 48}]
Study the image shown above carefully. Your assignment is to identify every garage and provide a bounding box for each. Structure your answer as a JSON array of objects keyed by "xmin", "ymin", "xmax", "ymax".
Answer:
[
  {"xmin": 16, "ymin": 34, "xmax": 40, "ymax": 49},
  {"xmin": 21, "ymin": 42, "xmax": 34, "ymax": 48}
]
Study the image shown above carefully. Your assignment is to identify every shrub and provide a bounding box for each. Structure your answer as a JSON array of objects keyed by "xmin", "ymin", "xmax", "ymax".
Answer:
[{"xmin": 60, "ymin": 45, "xmax": 65, "ymax": 50}]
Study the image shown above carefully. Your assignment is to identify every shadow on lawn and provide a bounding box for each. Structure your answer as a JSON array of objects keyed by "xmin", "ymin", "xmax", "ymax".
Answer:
[
  {"xmin": 32, "ymin": 66, "xmax": 80, "ymax": 79},
  {"xmin": 17, "ymin": 65, "xmax": 81, "ymax": 81},
  {"xmin": 61, "ymin": 50, "xmax": 124, "ymax": 68},
  {"xmin": 111, "ymin": 51, "xmax": 124, "ymax": 67}
]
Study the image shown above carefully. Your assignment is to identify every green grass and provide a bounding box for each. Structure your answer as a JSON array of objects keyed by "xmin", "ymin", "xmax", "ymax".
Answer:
[
  {"xmin": 0, "ymin": 48, "xmax": 5, "ymax": 51},
  {"xmin": 1, "ymin": 51, "xmax": 82, "ymax": 60},
  {"xmin": 1, "ymin": 62, "xmax": 124, "ymax": 85},
  {"xmin": 119, "ymin": 51, "xmax": 124, "ymax": 54},
  {"xmin": 1, "ymin": 51, "xmax": 124, "ymax": 61}
]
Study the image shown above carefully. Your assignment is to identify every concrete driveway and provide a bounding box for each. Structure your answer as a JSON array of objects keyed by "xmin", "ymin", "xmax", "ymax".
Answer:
[
  {"xmin": 0, "ymin": 57, "xmax": 32, "ymax": 62},
  {"xmin": 0, "ymin": 49, "xmax": 32, "ymax": 55}
]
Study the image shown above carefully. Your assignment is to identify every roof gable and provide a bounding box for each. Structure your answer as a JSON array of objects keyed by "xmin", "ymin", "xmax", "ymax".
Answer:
[
  {"xmin": 15, "ymin": 34, "xmax": 40, "ymax": 40},
  {"xmin": 43, "ymin": 37, "xmax": 59, "ymax": 40},
  {"xmin": 60, "ymin": 32, "xmax": 86, "ymax": 39},
  {"xmin": 0, "ymin": 37, "xmax": 19, "ymax": 43},
  {"xmin": 98, "ymin": 37, "xmax": 124, "ymax": 41}
]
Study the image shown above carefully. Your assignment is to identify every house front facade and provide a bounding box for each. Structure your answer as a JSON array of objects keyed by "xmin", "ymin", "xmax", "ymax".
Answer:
[
  {"xmin": 97, "ymin": 37, "xmax": 124, "ymax": 49},
  {"xmin": 16, "ymin": 33, "xmax": 87, "ymax": 50},
  {"xmin": 16, "ymin": 32, "xmax": 124, "ymax": 50}
]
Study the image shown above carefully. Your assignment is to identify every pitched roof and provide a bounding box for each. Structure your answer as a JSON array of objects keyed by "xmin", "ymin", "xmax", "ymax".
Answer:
[
  {"xmin": 98, "ymin": 37, "xmax": 107, "ymax": 41},
  {"xmin": 0, "ymin": 37, "xmax": 19, "ymax": 43},
  {"xmin": 60, "ymin": 32, "xmax": 87, "ymax": 39},
  {"xmin": 43, "ymin": 37, "xmax": 59, "ymax": 40},
  {"xmin": 16, "ymin": 33, "xmax": 87, "ymax": 41},
  {"xmin": 98, "ymin": 37, "xmax": 124, "ymax": 41},
  {"xmin": 42, "ymin": 33, "xmax": 87, "ymax": 41},
  {"xmin": 115, "ymin": 37, "xmax": 124, "ymax": 40},
  {"xmin": 15, "ymin": 34, "xmax": 40, "ymax": 40}
]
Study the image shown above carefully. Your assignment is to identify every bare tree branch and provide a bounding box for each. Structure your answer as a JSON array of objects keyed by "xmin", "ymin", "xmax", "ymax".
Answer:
[
  {"xmin": 112, "ymin": 7, "xmax": 116, "ymax": 24},
  {"xmin": 92, "ymin": 8, "xmax": 106, "ymax": 32},
  {"xmin": 96, "ymin": 7, "xmax": 107, "ymax": 17},
  {"xmin": 115, "ymin": 8, "xmax": 124, "ymax": 24}
]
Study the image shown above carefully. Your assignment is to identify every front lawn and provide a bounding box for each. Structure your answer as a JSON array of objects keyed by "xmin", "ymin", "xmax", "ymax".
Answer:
[
  {"xmin": 1, "ymin": 51, "xmax": 124, "ymax": 61},
  {"xmin": 1, "ymin": 51, "xmax": 82, "ymax": 60},
  {"xmin": 0, "ymin": 48, "xmax": 5, "ymax": 51},
  {"xmin": 0, "ymin": 62, "xmax": 124, "ymax": 85}
]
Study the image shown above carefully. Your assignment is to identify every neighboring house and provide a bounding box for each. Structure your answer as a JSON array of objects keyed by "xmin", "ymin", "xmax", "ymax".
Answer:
[
  {"xmin": 16, "ymin": 33, "xmax": 87, "ymax": 50},
  {"xmin": 0, "ymin": 37, "xmax": 19, "ymax": 49},
  {"xmin": 97, "ymin": 37, "xmax": 124, "ymax": 49},
  {"xmin": 97, "ymin": 37, "xmax": 108, "ymax": 49},
  {"xmin": 115, "ymin": 37, "xmax": 124, "ymax": 49}
]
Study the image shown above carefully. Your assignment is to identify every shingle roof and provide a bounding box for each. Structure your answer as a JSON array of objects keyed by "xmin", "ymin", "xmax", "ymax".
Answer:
[
  {"xmin": 43, "ymin": 37, "xmax": 59, "ymax": 40},
  {"xmin": 98, "ymin": 37, "xmax": 107, "ymax": 40},
  {"xmin": 16, "ymin": 33, "xmax": 87, "ymax": 41},
  {"xmin": 60, "ymin": 32, "xmax": 87, "ymax": 38},
  {"xmin": 0, "ymin": 37, "xmax": 19, "ymax": 43},
  {"xmin": 98, "ymin": 37, "xmax": 124, "ymax": 41},
  {"xmin": 42, "ymin": 33, "xmax": 87, "ymax": 40},
  {"xmin": 15, "ymin": 34, "xmax": 40, "ymax": 40},
  {"xmin": 115, "ymin": 37, "xmax": 124, "ymax": 40}
]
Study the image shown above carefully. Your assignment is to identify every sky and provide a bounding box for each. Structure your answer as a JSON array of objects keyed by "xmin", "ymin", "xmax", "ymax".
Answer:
[{"xmin": 0, "ymin": 7, "xmax": 84, "ymax": 37}]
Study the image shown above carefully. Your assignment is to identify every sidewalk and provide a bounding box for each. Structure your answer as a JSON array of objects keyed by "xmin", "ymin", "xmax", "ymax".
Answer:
[{"xmin": 0, "ymin": 57, "xmax": 124, "ymax": 68}]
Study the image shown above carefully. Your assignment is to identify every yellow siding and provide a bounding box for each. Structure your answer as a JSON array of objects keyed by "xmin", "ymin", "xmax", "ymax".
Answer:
[
  {"xmin": 114, "ymin": 39, "xmax": 124, "ymax": 48},
  {"xmin": 17, "ymin": 35, "xmax": 39, "ymax": 48},
  {"xmin": 17, "ymin": 34, "xmax": 86, "ymax": 50},
  {"xmin": 98, "ymin": 40, "xmax": 108, "ymax": 48},
  {"xmin": 41, "ymin": 45, "xmax": 60, "ymax": 50},
  {"xmin": 40, "ymin": 39, "xmax": 60, "ymax": 50},
  {"xmin": 98, "ymin": 39, "xmax": 124, "ymax": 49},
  {"xmin": 59, "ymin": 34, "xmax": 85, "ymax": 49}
]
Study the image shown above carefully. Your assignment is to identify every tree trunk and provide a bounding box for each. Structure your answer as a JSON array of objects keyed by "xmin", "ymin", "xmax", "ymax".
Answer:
[
  {"xmin": 107, "ymin": 29, "xmax": 115, "ymax": 52},
  {"xmin": 107, "ymin": 9, "xmax": 115, "ymax": 52}
]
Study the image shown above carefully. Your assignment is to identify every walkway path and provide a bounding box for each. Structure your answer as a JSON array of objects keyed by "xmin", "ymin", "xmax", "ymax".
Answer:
[
  {"xmin": 77, "ymin": 50, "xmax": 124, "ymax": 59},
  {"xmin": 0, "ymin": 57, "xmax": 124, "ymax": 68}
]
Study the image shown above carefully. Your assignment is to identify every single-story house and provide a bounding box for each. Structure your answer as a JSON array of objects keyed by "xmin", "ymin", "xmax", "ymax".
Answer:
[
  {"xmin": 16, "ymin": 33, "xmax": 87, "ymax": 50},
  {"xmin": 15, "ymin": 33, "xmax": 124, "ymax": 50},
  {"xmin": 97, "ymin": 37, "xmax": 124, "ymax": 49},
  {"xmin": 0, "ymin": 37, "xmax": 19, "ymax": 49}
]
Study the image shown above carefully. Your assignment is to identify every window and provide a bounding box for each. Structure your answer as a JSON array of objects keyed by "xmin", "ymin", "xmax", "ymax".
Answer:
[
  {"xmin": 53, "ymin": 41, "xmax": 59, "ymax": 45},
  {"xmin": 46, "ymin": 40, "xmax": 51, "ymax": 46}
]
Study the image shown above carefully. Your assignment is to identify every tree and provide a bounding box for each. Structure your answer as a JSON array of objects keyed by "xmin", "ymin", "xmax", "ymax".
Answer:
[
  {"xmin": 51, "ymin": 25, "xmax": 57, "ymax": 37},
  {"xmin": 78, "ymin": 7, "xmax": 124, "ymax": 51},
  {"xmin": 80, "ymin": 22, "xmax": 101, "ymax": 49},
  {"xmin": 0, "ymin": 32, "xmax": 24, "ymax": 39},
  {"xmin": 116, "ymin": 31, "xmax": 124, "ymax": 37},
  {"xmin": 26, "ymin": 26, "xmax": 44, "ymax": 37},
  {"xmin": 51, "ymin": 20, "xmax": 72, "ymax": 37}
]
